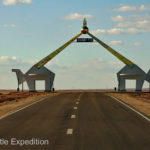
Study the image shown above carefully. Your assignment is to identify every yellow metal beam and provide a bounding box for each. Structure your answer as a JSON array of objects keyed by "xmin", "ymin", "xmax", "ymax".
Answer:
[
  {"xmin": 34, "ymin": 32, "xmax": 82, "ymax": 69},
  {"xmin": 88, "ymin": 32, "xmax": 135, "ymax": 67}
]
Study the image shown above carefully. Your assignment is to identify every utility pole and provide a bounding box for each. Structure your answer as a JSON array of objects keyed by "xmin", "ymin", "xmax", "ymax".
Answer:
[
  {"xmin": 22, "ymin": 82, "xmax": 24, "ymax": 92},
  {"xmin": 17, "ymin": 76, "xmax": 19, "ymax": 92}
]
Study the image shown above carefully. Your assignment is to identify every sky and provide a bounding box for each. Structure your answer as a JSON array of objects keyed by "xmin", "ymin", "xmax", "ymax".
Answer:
[{"xmin": 0, "ymin": 0, "xmax": 150, "ymax": 90}]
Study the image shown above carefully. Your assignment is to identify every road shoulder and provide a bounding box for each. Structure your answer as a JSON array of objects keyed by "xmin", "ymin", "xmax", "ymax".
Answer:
[
  {"xmin": 108, "ymin": 93, "xmax": 150, "ymax": 118},
  {"xmin": 0, "ymin": 92, "xmax": 59, "ymax": 119}
]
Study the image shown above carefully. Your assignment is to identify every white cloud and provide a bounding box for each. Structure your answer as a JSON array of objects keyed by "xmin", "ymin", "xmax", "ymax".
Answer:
[
  {"xmin": 114, "ymin": 5, "xmax": 136, "ymax": 12},
  {"xmin": 0, "ymin": 56, "xmax": 8, "ymax": 61},
  {"xmin": 2, "ymin": 0, "xmax": 32, "ymax": 5},
  {"xmin": 12, "ymin": 56, "xmax": 17, "ymax": 60},
  {"xmin": 91, "ymin": 28, "xmax": 145, "ymax": 35},
  {"xmin": 131, "ymin": 14, "xmax": 150, "ymax": 21},
  {"xmin": 116, "ymin": 20, "xmax": 150, "ymax": 29},
  {"xmin": 112, "ymin": 14, "xmax": 150, "ymax": 32},
  {"xmin": 0, "ymin": 56, "xmax": 36, "ymax": 66},
  {"xmin": 64, "ymin": 13, "xmax": 94, "ymax": 20},
  {"xmin": 111, "ymin": 15, "xmax": 125, "ymax": 22},
  {"xmin": 109, "ymin": 40, "xmax": 123, "ymax": 46},
  {"xmin": 0, "ymin": 56, "xmax": 14, "ymax": 65},
  {"xmin": 3, "ymin": 24, "xmax": 17, "ymax": 28},
  {"xmin": 47, "ymin": 58, "xmax": 123, "ymax": 89},
  {"xmin": 114, "ymin": 4, "xmax": 150, "ymax": 12},
  {"xmin": 116, "ymin": 14, "xmax": 150, "ymax": 22},
  {"xmin": 91, "ymin": 29, "xmax": 106, "ymax": 35},
  {"xmin": 131, "ymin": 42, "xmax": 142, "ymax": 47},
  {"xmin": 139, "ymin": 5, "xmax": 149, "ymax": 11}
]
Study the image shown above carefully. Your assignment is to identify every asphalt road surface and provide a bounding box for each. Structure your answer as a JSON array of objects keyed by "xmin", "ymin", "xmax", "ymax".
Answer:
[{"xmin": 0, "ymin": 92, "xmax": 150, "ymax": 150}]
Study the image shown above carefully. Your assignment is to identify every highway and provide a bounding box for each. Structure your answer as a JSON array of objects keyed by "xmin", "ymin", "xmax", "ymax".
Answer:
[{"xmin": 0, "ymin": 92, "xmax": 150, "ymax": 150}]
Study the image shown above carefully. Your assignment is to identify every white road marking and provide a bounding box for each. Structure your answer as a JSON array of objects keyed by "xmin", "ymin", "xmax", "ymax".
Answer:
[
  {"xmin": 0, "ymin": 95, "xmax": 57, "ymax": 120},
  {"xmin": 76, "ymin": 102, "xmax": 79, "ymax": 104},
  {"xmin": 110, "ymin": 95, "xmax": 150, "ymax": 123},
  {"xmin": 74, "ymin": 107, "xmax": 78, "ymax": 110},
  {"xmin": 71, "ymin": 115, "xmax": 76, "ymax": 119},
  {"xmin": 67, "ymin": 129, "xmax": 73, "ymax": 135}
]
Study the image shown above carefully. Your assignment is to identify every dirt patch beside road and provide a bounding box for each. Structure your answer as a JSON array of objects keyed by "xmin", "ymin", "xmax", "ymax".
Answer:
[
  {"xmin": 0, "ymin": 91, "xmax": 58, "ymax": 119},
  {"xmin": 109, "ymin": 93, "xmax": 150, "ymax": 117}
]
